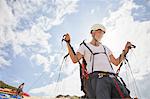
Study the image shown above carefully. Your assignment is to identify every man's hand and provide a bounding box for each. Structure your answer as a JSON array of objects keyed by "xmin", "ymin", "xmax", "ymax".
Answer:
[{"xmin": 64, "ymin": 33, "xmax": 71, "ymax": 43}]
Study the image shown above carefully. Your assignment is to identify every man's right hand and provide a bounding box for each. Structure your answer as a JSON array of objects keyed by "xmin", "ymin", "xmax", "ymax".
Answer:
[{"xmin": 64, "ymin": 33, "xmax": 71, "ymax": 43}]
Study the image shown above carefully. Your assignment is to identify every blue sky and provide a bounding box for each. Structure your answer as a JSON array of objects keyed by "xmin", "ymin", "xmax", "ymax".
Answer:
[{"xmin": 0, "ymin": 0, "xmax": 150, "ymax": 98}]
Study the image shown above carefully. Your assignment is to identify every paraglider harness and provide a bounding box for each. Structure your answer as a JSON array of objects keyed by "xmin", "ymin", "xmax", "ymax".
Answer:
[
  {"xmin": 79, "ymin": 41, "xmax": 131, "ymax": 98},
  {"xmin": 62, "ymin": 37, "xmax": 131, "ymax": 98}
]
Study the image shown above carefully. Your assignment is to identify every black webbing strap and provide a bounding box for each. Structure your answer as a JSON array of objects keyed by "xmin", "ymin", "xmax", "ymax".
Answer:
[
  {"xmin": 81, "ymin": 41, "xmax": 101, "ymax": 72},
  {"xmin": 81, "ymin": 41, "xmax": 114, "ymax": 72}
]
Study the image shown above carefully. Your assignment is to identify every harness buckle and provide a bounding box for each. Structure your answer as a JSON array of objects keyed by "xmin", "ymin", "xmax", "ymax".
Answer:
[
  {"xmin": 98, "ymin": 72, "xmax": 115, "ymax": 78},
  {"xmin": 98, "ymin": 73, "xmax": 107, "ymax": 78}
]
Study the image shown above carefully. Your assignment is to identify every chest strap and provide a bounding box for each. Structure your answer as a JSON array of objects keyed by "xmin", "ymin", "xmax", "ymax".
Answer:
[{"xmin": 80, "ymin": 40, "xmax": 114, "ymax": 73}]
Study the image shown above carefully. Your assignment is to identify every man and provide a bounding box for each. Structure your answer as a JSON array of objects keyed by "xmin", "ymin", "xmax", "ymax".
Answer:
[
  {"xmin": 64, "ymin": 24, "xmax": 133, "ymax": 99},
  {"xmin": 16, "ymin": 83, "xmax": 24, "ymax": 97}
]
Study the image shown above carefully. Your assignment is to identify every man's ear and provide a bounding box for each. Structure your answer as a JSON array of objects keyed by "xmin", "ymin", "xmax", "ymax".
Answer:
[
  {"xmin": 91, "ymin": 32, "xmax": 95, "ymax": 38},
  {"xmin": 90, "ymin": 30, "xmax": 93, "ymax": 34}
]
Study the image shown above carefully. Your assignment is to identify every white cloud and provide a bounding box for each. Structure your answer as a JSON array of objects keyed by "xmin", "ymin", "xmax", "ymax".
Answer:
[
  {"xmin": 90, "ymin": 9, "xmax": 95, "ymax": 14},
  {"xmin": 0, "ymin": 0, "xmax": 16, "ymax": 26},
  {"xmin": 34, "ymin": 0, "xmax": 79, "ymax": 30},
  {"xmin": 30, "ymin": 67, "xmax": 83, "ymax": 97},
  {"xmin": 0, "ymin": 0, "xmax": 17, "ymax": 68},
  {"xmin": 102, "ymin": 0, "xmax": 150, "ymax": 75},
  {"xmin": 0, "ymin": 56, "xmax": 11, "ymax": 67},
  {"xmin": 49, "ymin": 72, "xmax": 54, "ymax": 78},
  {"xmin": 0, "ymin": 0, "xmax": 79, "ymax": 72},
  {"xmin": 30, "ymin": 54, "xmax": 50, "ymax": 72},
  {"xmin": 101, "ymin": 0, "xmax": 150, "ymax": 98}
]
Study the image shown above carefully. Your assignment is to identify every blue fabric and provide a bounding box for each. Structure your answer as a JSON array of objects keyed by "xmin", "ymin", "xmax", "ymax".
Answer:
[
  {"xmin": 0, "ymin": 93, "xmax": 22, "ymax": 99},
  {"xmin": 11, "ymin": 95, "xmax": 21, "ymax": 99},
  {"xmin": 0, "ymin": 93, "xmax": 5, "ymax": 96},
  {"xmin": 11, "ymin": 95, "xmax": 17, "ymax": 98}
]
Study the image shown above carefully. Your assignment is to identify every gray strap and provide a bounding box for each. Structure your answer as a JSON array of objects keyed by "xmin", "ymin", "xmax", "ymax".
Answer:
[{"xmin": 102, "ymin": 45, "xmax": 114, "ymax": 71}]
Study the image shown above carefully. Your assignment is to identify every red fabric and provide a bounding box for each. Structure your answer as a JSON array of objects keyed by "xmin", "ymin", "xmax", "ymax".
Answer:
[
  {"xmin": 0, "ymin": 89, "xmax": 30, "ymax": 97},
  {"xmin": 113, "ymin": 78, "xmax": 124, "ymax": 98},
  {"xmin": 82, "ymin": 63, "xmax": 89, "ymax": 79}
]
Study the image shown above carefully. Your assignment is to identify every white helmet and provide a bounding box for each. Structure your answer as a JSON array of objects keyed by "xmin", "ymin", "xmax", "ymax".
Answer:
[{"xmin": 91, "ymin": 24, "xmax": 106, "ymax": 33}]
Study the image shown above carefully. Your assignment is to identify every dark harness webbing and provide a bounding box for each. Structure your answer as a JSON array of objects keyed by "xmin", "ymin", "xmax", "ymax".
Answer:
[{"xmin": 80, "ymin": 41, "xmax": 114, "ymax": 73}]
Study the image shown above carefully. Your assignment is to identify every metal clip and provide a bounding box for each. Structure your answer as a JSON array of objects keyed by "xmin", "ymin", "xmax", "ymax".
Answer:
[{"xmin": 98, "ymin": 73, "xmax": 103, "ymax": 78}]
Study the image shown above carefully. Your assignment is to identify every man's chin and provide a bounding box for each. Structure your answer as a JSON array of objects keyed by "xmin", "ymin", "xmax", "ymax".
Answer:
[{"xmin": 96, "ymin": 38, "xmax": 101, "ymax": 42}]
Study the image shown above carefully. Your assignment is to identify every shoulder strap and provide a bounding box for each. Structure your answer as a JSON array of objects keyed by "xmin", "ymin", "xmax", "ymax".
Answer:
[
  {"xmin": 80, "ymin": 40, "xmax": 100, "ymax": 72},
  {"xmin": 102, "ymin": 45, "xmax": 114, "ymax": 70},
  {"xmin": 80, "ymin": 41, "xmax": 114, "ymax": 72},
  {"xmin": 80, "ymin": 40, "xmax": 95, "ymax": 72},
  {"xmin": 80, "ymin": 40, "xmax": 93, "ymax": 54}
]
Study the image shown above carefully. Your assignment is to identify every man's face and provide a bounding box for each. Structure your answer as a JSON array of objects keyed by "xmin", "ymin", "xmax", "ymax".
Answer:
[{"xmin": 92, "ymin": 29, "xmax": 105, "ymax": 41}]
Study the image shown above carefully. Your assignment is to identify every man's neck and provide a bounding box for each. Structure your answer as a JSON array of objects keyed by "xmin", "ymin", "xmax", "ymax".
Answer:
[{"xmin": 90, "ymin": 39, "xmax": 101, "ymax": 46}]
